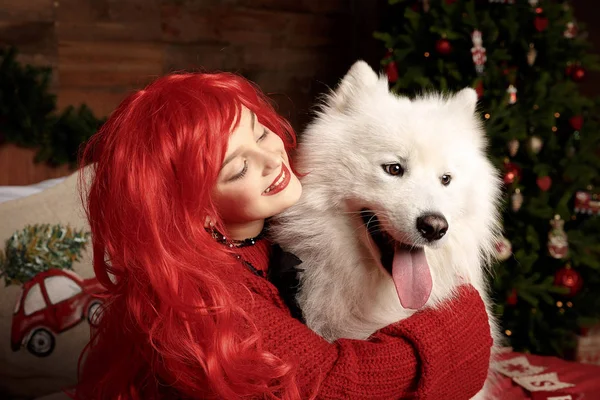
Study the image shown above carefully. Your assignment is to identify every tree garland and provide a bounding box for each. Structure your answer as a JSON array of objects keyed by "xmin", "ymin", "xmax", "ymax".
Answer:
[{"xmin": 0, "ymin": 47, "xmax": 105, "ymax": 167}]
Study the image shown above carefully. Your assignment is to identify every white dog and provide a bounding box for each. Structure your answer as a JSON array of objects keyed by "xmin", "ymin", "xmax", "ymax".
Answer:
[{"xmin": 270, "ymin": 61, "xmax": 503, "ymax": 398}]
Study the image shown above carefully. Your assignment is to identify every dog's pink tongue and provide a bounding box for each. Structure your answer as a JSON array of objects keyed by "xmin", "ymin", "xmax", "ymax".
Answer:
[{"xmin": 391, "ymin": 244, "xmax": 432, "ymax": 309}]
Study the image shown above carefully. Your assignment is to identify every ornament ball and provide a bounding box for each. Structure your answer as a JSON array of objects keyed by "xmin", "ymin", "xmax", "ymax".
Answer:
[
  {"xmin": 572, "ymin": 66, "xmax": 586, "ymax": 82},
  {"xmin": 570, "ymin": 115, "xmax": 583, "ymax": 131},
  {"xmin": 436, "ymin": 39, "xmax": 452, "ymax": 55},
  {"xmin": 554, "ymin": 266, "xmax": 583, "ymax": 297}
]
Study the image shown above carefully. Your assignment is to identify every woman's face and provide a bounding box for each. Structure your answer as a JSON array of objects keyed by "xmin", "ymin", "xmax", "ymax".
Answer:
[{"xmin": 212, "ymin": 106, "xmax": 302, "ymax": 240}]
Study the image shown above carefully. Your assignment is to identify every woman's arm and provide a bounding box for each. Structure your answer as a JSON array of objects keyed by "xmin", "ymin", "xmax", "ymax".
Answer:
[{"xmin": 240, "ymin": 282, "xmax": 492, "ymax": 399}]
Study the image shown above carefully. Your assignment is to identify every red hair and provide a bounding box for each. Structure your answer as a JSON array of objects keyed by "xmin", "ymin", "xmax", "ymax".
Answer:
[{"xmin": 74, "ymin": 72, "xmax": 301, "ymax": 399}]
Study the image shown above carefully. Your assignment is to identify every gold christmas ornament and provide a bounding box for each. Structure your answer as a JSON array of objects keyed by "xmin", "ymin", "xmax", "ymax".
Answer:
[
  {"xmin": 527, "ymin": 43, "xmax": 537, "ymax": 66},
  {"xmin": 511, "ymin": 189, "xmax": 523, "ymax": 212},
  {"xmin": 508, "ymin": 139, "xmax": 520, "ymax": 157},
  {"xmin": 507, "ymin": 85, "xmax": 518, "ymax": 104},
  {"xmin": 529, "ymin": 136, "xmax": 543, "ymax": 154},
  {"xmin": 548, "ymin": 215, "xmax": 569, "ymax": 259}
]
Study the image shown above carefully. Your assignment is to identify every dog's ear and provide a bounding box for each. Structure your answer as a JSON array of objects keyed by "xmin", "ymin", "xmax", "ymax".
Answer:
[
  {"xmin": 328, "ymin": 60, "xmax": 387, "ymax": 112},
  {"xmin": 450, "ymin": 88, "xmax": 479, "ymax": 115}
]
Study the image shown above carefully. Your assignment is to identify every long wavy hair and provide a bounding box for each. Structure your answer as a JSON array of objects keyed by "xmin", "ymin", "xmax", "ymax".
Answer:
[{"xmin": 74, "ymin": 72, "xmax": 300, "ymax": 399}]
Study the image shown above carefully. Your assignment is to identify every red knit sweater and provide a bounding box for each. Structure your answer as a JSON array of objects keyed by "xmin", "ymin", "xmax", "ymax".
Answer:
[{"xmin": 232, "ymin": 239, "xmax": 493, "ymax": 400}]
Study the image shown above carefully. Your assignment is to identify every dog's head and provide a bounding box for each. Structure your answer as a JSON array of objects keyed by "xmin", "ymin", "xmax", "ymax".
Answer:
[{"xmin": 297, "ymin": 61, "xmax": 502, "ymax": 309}]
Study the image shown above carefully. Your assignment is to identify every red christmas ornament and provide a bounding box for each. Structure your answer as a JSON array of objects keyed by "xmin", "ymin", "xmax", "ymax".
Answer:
[
  {"xmin": 537, "ymin": 176, "xmax": 552, "ymax": 191},
  {"xmin": 384, "ymin": 49, "xmax": 399, "ymax": 83},
  {"xmin": 571, "ymin": 66, "xmax": 586, "ymax": 82},
  {"xmin": 534, "ymin": 16, "xmax": 549, "ymax": 32},
  {"xmin": 569, "ymin": 115, "xmax": 583, "ymax": 131},
  {"xmin": 554, "ymin": 265, "xmax": 583, "ymax": 297},
  {"xmin": 565, "ymin": 64, "xmax": 574, "ymax": 77},
  {"xmin": 386, "ymin": 61, "xmax": 399, "ymax": 83},
  {"xmin": 475, "ymin": 81, "xmax": 484, "ymax": 98},
  {"xmin": 436, "ymin": 39, "xmax": 452, "ymax": 55},
  {"xmin": 503, "ymin": 162, "xmax": 521, "ymax": 185},
  {"xmin": 507, "ymin": 289, "xmax": 518, "ymax": 306}
]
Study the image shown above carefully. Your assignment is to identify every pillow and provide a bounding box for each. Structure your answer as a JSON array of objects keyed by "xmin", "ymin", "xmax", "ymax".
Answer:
[
  {"xmin": 0, "ymin": 177, "xmax": 67, "ymax": 204},
  {"xmin": 0, "ymin": 168, "xmax": 97, "ymax": 399}
]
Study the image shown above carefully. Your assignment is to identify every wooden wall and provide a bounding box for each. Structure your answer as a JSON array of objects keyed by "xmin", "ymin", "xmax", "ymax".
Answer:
[
  {"xmin": 0, "ymin": 0, "xmax": 598, "ymax": 186},
  {"xmin": 0, "ymin": 0, "xmax": 381, "ymax": 185}
]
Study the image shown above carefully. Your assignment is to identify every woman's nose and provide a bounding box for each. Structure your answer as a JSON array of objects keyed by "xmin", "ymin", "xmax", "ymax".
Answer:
[{"xmin": 261, "ymin": 150, "xmax": 282, "ymax": 175}]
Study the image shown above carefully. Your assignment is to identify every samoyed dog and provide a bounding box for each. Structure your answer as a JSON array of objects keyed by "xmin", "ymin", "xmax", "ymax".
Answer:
[{"xmin": 270, "ymin": 61, "xmax": 503, "ymax": 398}]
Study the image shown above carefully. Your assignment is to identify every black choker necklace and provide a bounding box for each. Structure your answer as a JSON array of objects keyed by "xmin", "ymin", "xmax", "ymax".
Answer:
[
  {"xmin": 207, "ymin": 226, "xmax": 268, "ymax": 278},
  {"xmin": 208, "ymin": 226, "xmax": 265, "ymax": 248}
]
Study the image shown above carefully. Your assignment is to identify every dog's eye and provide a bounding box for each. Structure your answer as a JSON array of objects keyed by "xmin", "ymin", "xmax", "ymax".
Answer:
[
  {"xmin": 441, "ymin": 174, "xmax": 452, "ymax": 186},
  {"xmin": 382, "ymin": 163, "xmax": 404, "ymax": 177}
]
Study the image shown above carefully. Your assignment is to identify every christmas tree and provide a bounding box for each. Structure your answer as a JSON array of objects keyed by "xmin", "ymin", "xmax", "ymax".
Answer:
[
  {"xmin": 0, "ymin": 224, "xmax": 91, "ymax": 286},
  {"xmin": 375, "ymin": 0, "xmax": 600, "ymax": 358}
]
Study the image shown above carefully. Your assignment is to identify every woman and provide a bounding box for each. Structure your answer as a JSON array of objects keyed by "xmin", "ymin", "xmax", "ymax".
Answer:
[{"xmin": 75, "ymin": 71, "xmax": 493, "ymax": 399}]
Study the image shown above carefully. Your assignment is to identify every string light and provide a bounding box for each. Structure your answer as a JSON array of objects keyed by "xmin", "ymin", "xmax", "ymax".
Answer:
[
  {"xmin": 424, "ymin": 52, "xmax": 430, "ymax": 57},
  {"xmin": 552, "ymin": 126, "xmax": 558, "ymax": 132},
  {"xmin": 554, "ymin": 112, "xmax": 560, "ymax": 118},
  {"xmin": 559, "ymin": 308, "xmax": 565, "ymax": 314},
  {"xmin": 533, "ymin": 104, "xmax": 539, "ymax": 110},
  {"xmin": 556, "ymin": 301, "xmax": 563, "ymax": 307},
  {"xmin": 505, "ymin": 329, "xmax": 512, "ymax": 336},
  {"xmin": 484, "ymin": 113, "xmax": 491, "ymax": 119},
  {"xmin": 567, "ymin": 301, "xmax": 573, "ymax": 308}
]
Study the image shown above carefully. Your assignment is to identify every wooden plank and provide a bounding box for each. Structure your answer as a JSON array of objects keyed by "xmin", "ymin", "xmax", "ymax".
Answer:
[
  {"xmin": 57, "ymin": 21, "xmax": 162, "ymax": 42},
  {"xmin": 160, "ymin": 5, "xmax": 289, "ymax": 45},
  {"xmin": 0, "ymin": 144, "xmax": 74, "ymax": 186},
  {"xmin": 0, "ymin": 0, "xmax": 54, "ymax": 21},
  {"xmin": 53, "ymin": 0, "xmax": 96, "ymax": 22},
  {"xmin": 58, "ymin": 41, "xmax": 163, "ymax": 88},
  {"xmin": 159, "ymin": 3, "xmax": 226, "ymax": 43},
  {"xmin": 160, "ymin": 4, "xmax": 347, "ymax": 47},
  {"xmin": 240, "ymin": 47, "xmax": 338, "ymax": 75},
  {"xmin": 56, "ymin": 0, "xmax": 161, "ymax": 41},
  {"xmin": 164, "ymin": 43, "xmax": 241, "ymax": 73},
  {"xmin": 236, "ymin": 0, "xmax": 351, "ymax": 14},
  {"xmin": 285, "ymin": 13, "xmax": 347, "ymax": 48},
  {"xmin": 57, "ymin": 88, "xmax": 131, "ymax": 118}
]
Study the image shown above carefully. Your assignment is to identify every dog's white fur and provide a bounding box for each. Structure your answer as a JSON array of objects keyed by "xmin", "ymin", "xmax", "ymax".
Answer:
[{"xmin": 270, "ymin": 61, "xmax": 503, "ymax": 398}]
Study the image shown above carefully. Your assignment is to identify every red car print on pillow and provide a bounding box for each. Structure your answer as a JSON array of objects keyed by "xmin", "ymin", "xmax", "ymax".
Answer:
[{"xmin": 11, "ymin": 268, "xmax": 104, "ymax": 357}]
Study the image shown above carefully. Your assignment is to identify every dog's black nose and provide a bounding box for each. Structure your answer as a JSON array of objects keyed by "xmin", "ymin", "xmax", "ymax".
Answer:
[{"xmin": 416, "ymin": 213, "xmax": 448, "ymax": 242}]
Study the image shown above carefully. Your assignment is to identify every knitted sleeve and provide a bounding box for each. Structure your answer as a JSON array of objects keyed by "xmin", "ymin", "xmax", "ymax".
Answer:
[{"xmin": 243, "ymin": 283, "xmax": 492, "ymax": 399}]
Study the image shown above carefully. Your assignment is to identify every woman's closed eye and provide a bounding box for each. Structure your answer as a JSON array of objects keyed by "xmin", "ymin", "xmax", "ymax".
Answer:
[
  {"xmin": 258, "ymin": 128, "xmax": 269, "ymax": 141},
  {"xmin": 227, "ymin": 129, "xmax": 269, "ymax": 182},
  {"xmin": 230, "ymin": 160, "xmax": 248, "ymax": 181}
]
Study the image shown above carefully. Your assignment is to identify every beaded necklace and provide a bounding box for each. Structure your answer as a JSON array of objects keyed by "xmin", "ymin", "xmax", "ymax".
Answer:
[{"xmin": 208, "ymin": 226, "xmax": 267, "ymax": 278}]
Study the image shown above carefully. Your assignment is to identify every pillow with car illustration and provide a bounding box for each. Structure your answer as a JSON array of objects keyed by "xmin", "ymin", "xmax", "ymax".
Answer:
[{"xmin": 0, "ymin": 169, "xmax": 99, "ymax": 400}]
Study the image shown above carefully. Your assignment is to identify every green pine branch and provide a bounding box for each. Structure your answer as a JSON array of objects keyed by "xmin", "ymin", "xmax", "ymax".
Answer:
[{"xmin": 0, "ymin": 47, "xmax": 105, "ymax": 166}]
